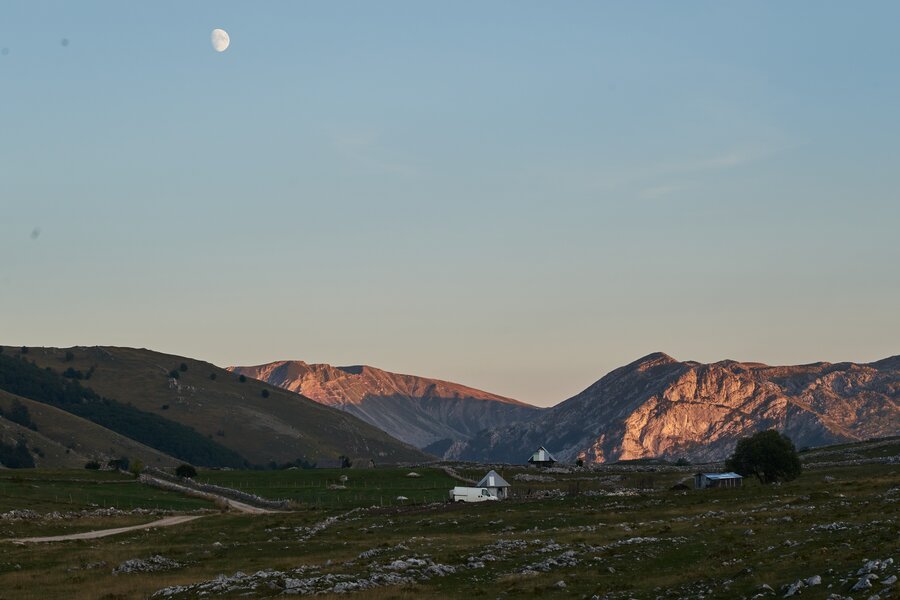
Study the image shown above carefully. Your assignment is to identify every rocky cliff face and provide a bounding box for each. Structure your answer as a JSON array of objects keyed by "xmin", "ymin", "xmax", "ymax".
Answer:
[
  {"xmin": 228, "ymin": 361, "xmax": 544, "ymax": 449},
  {"xmin": 450, "ymin": 352, "xmax": 900, "ymax": 464}
]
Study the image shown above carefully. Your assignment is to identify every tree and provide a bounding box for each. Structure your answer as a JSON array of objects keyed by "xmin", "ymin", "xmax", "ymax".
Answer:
[
  {"xmin": 84, "ymin": 460, "xmax": 101, "ymax": 470},
  {"xmin": 726, "ymin": 430, "xmax": 802, "ymax": 484},
  {"xmin": 0, "ymin": 439, "xmax": 34, "ymax": 468},
  {"xmin": 108, "ymin": 456, "xmax": 130, "ymax": 471},
  {"xmin": 129, "ymin": 459, "xmax": 145, "ymax": 476},
  {"xmin": 261, "ymin": 389, "xmax": 270, "ymax": 398},
  {"xmin": 179, "ymin": 362, "xmax": 188, "ymax": 372},
  {"xmin": 238, "ymin": 374, "xmax": 246, "ymax": 383},
  {"xmin": 176, "ymin": 463, "xmax": 197, "ymax": 479},
  {"xmin": 168, "ymin": 369, "xmax": 180, "ymax": 380},
  {"xmin": 1, "ymin": 399, "xmax": 37, "ymax": 430},
  {"xmin": 64, "ymin": 351, "xmax": 75, "ymax": 362}
]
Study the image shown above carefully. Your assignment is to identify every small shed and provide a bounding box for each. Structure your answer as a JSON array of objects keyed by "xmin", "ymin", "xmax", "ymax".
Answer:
[
  {"xmin": 527, "ymin": 446, "xmax": 557, "ymax": 468},
  {"xmin": 694, "ymin": 472, "xmax": 743, "ymax": 489},
  {"xmin": 477, "ymin": 470, "xmax": 511, "ymax": 499}
]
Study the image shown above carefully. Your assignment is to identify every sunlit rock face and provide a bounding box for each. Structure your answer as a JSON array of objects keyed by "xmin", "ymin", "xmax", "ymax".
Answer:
[
  {"xmin": 450, "ymin": 353, "xmax": 900, "ymax": 464},
  {"xmin": 229, "ymin": 361, "xmax": 544, "ymax": 450}
]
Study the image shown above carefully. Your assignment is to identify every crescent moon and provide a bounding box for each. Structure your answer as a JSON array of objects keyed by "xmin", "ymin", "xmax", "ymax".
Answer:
[{"xmin": 211, "ymin": 29, "xmax": 230, "ymax": 53}]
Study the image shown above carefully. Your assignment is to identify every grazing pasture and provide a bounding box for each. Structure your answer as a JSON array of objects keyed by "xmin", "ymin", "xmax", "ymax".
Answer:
[{"xmin": 0, "ymin": 449, "xmax": 897, "ymax": 600}]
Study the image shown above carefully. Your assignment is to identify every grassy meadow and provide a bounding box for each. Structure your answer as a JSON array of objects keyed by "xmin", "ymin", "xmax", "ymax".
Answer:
[{"xmin": 0, "ymin": 452, "xmax": 897, "ymax": 599}]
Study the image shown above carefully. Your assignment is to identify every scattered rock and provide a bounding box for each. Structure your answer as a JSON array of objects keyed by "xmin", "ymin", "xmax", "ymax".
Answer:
[{"xmin": 114, "ymin": 555, "xmax": 182, "ymax": 575}]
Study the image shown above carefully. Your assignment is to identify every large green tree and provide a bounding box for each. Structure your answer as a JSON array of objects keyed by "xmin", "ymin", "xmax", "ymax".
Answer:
[{"xmin": 725, "ymin": 430, "xmax": 802, "ymax": 484}]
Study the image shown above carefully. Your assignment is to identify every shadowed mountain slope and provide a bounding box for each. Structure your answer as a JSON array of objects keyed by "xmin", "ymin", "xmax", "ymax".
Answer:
[
  {"xmin": 450, "ymin": 352, "xmax": 900, "ymax": 464},
  {"xmin": 1, "ymin": 347, "xmax": 427, "ymax": 466},
  {"xmin": 0, "ymin": 389, "xmax": 179, "ymax": 468},
  {"xmin": 229, "ymin": 361, "xmax": 544, "ymax": 448}
]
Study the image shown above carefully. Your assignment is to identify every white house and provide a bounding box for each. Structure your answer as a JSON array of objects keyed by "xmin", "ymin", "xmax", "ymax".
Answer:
[
  {"xmin": 527, "ymin": 446, "xmax": 557, "ymax": 467},
  {"xmin": 477, "ymin": 470, "xmax": 511, "ymax": 499},
  {"xmin": 694, "ymin": 472, "xmax": 743, "ymax": 489}
]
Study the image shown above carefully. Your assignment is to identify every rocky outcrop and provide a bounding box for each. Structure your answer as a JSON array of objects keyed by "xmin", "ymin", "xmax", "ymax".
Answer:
[
  {"xmin": 229, "ymin": 361, "xmax": 543, "ymax": 449},
  {"xmin": 451, "ymin": 353, "xmax": 900, "ymax": 464}
]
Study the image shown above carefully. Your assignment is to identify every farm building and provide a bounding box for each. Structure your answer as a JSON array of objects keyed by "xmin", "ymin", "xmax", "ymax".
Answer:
[
  {"xmin": 527, "ymin": 446, "xmax": 557, "ymax": 467},
  {"xmin": 694, "ymin": 472, "xmax": 743, "ymax": 489},
  {"xmin": 477, "ymin": 470, "xmax": 511, "ymax": 499}
]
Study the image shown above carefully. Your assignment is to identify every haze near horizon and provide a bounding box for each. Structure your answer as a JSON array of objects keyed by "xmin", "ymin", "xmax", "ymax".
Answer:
[{"xmin": 1, "ymin": 2, "xmax": 898, "ymax": 406}]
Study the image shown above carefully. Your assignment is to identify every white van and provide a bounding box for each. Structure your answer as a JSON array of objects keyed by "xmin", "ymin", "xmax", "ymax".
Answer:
[{"xmin": 449, "ymin": 486, "xmax": 498, "ymax": 503}]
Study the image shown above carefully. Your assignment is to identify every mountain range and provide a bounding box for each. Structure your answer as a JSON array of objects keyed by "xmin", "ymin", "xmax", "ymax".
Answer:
[
  {"xmin": 448, "ymin": 352, "xmax": 900, "ymax": 463},
  {"xmin": 2, "ymin": 345, "xmax": 897, "ymax": 469},
  {"xmin": 228, "ymin": 361, "xmax": 543, "ymax": 449}
]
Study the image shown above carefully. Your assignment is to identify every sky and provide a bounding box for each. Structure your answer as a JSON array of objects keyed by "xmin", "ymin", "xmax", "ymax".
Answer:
[{"xmin": 1, "ymin": 2, "xmax": 898, "ymax": 407}]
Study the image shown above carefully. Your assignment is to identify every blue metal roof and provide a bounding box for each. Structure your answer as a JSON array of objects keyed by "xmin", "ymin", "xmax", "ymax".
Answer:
[{"xmin": 699, "ymin": 472, "xmax": 743, "ymax": 480}]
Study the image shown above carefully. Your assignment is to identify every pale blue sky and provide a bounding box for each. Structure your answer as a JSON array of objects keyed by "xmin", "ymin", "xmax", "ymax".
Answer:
[{"xmin": 2, "ymin": 2, "xmax": 898, "ymax": 406}]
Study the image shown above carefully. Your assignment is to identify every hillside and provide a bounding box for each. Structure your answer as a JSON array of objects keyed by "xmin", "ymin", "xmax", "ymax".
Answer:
[
  {"xmin": 0, "ymin": 389, "xmax": 178, "ymax": 468},
  {"xmin": 0, "ymin": 346, "xmax": 428, "ymax": 466},
  {"xmin": 450, "ymin": 352, "xmax": 900, "ymax": 464},
  {"xmin": 229, "ymin": 360, "xmax": 543, "ymax": 448}
]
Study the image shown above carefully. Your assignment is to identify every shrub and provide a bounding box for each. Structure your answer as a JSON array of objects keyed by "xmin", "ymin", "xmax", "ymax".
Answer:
[
  {"xmin": 209, "ymin": 372, "xmax": 217, "ymax": 381},
  {"xmin": 261, "ymin": 389, "xmax": 270, "ymax": 398},
  {"xmin": 129, "ymin": 459, "xmax": 144, "ymax": 476},
  {"xmin": 20, "ymin": 346, "xmax": 28, "ymax": 354},
  {"xmin": 175, "ymin": 463, "xmax": 197, "ymax": 479},
  {"xmin": 84, "ymin": 461, "xmax": 101, "ymax": 470},
  {"xmin": 0, "ymin": 440, "xmax": 35, "ymax": 468},
  {"xmin": 179, "ymin": 362, "xmax": 188, "ymax": 372},
  {"xmin": 675, "ymin": 457, "xmax": 691, "ymax": 466},
  {"xmin": 0, "ymin": 399, "xmax": 38, "ymax": 431},
  {"xmin": 64, "ymin": 351, "xmax": 75, "ymax": 362},
  {"xmin": 63, "ymin": 367, "xmax": 84, "ymax": 380},
  {"xmin": 726, "ymin": 430, "xmax": 801, "ymax": 484},
  {"xmin": 238, "ymin": 374, "xmax": 246, "ymax": 383},
  {"xmin": 107, "ymin": 456, "xmax": 130, "ymax": 471},
  {"xmin": 168, "ymin": 370, "xmax": 180, "ymax": 380}
]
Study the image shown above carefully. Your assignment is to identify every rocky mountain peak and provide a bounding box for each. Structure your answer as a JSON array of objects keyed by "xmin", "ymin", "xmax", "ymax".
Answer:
[
  {"xmin": 228, "ymin": 360, "xmax": 544, "ymax": 449},
  {"xmin": 449, "ymin": 353, "xmax": 899, "ymax": 464}
]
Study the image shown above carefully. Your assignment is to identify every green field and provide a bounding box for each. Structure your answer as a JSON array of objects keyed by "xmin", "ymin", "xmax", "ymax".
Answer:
[
  {"xmin": 0, "ymin": 458, "xmax": 897, "ymax": 600},
  {"xmin": 0, "ymin": 469, "xmax": 213, "ymax": 514},
  {"xmin": 195, "ymin": 467, "xmax": 460, "ymax": 508}
]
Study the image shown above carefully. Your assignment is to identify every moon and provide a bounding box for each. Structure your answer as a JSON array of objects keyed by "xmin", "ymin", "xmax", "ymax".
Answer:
[{"xmin": 211, "ymin": 28, "xmax": 230, "ymax": 52}]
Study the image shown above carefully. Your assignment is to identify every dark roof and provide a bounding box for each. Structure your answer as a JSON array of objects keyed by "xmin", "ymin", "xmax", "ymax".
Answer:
[{"xmin": 477, "ymin": 470, "xmax": 510, "ymax": 488}]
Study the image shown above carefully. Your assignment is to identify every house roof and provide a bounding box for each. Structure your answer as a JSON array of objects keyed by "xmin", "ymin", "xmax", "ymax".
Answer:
[
  {"xmin": 477, "ymin": 469, "xmax": 510, "ymax": 488},
  {"xmin": 698, "ymin": 472, "xmax": 743, "ymax": 480},
  {"xmin": 528, "ymin": 446, "xmax": 557, "ymax": 463}
]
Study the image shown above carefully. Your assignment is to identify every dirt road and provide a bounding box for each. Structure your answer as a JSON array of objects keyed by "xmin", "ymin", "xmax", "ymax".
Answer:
[{"xmin": 10, "ymin": 514, "xmax": 203, "ymax": 543}]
